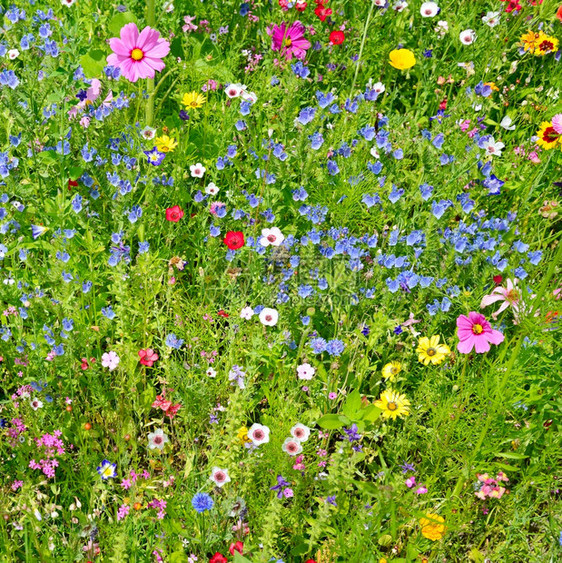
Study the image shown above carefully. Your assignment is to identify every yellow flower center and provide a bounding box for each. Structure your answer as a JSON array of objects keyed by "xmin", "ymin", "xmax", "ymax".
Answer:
[
  {"xmin": 131, "ymin": 48, "xmax": 144, "ymax": 61},
  {"xmin": 189, "ymin": 101, "xmax": 198, "ymax": 108},
  {"xmin": 387, "ymin": 402, "xmax": 397, "ymax": 411},
  {"xmin": 390, "ymin": 367, "xmax": 397, "ymax": 374},
  {"xmin": 426, "ymin": 348, "xmax": 436, "ymax": 356},
  {"xmin": 284, "ymin": 38, "xmax": 292, "ymax": 48},
  {"xmin": 472, "ymin": 324, "xmax": 483, "ymax": 334}
]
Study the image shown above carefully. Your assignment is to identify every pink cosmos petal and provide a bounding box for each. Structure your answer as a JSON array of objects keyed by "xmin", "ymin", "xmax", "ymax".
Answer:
[
  {"xmin": 136, "ymin": 26, "xmax": 159, "ymax": 50},
  {"xmin": 473, "ymin": 337, "xmax": 491, "ymax": 354},
  {"xmin": 106, "ymin": 53, "xmax": 120, "ymax": 66},
  {"xmin": 457, "ymin": 327, "xmax": 475, "ymax": 340},
  {"xmin": 109, "ymin": 37, "xmax": 130, "ymax": 57},
  {"xmin": 143, "ymin": 56, "xmax": 166, "ymax": 72},
  {"xmin": 136, "ymin": 61, "xmax": 156, "ymax": 80},
  {"xmin": 491, "ymin": 300, "xmax": 510, "ymax": 319},
  {"xmin": 121, "ymin": 58, "xmax": 140, "ymax": 82},
  {"xmin": 486, "ymin": 329, "xmax": 504, "ymax": 345},
  {"xmin": 120, "ymin": 22, "xmax": 139, "ymax": 47},
  {"xmin": 146, "ymin": 39, "xmax": 171, "ymax": 59},
  {"xmin": 456, "ymin": 314, "xmax": 472, "ymax": 329},
  {"xmin": 468, "ymin": 311, "xmax": 486, "ymax": 325},
  {"xmin": 457, "ymin": 338, "xmax": 475, "ymax": 354}
]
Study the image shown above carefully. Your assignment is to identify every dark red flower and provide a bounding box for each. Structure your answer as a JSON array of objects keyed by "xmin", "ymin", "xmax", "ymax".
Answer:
[
  {"xmin": 165, "ymin": 205, "xmax": 184, "ymax": 222},
  {"xmin": 68, "ymin": 179, "xmax": 78, "ymax": 190},
  {"xmin": 223, "ymin": 230, "xmax": 245, "ymax": 250},
  {"xmin": 493, "ymin": 275, "xmax": 503, "ymax": 285},
  {"xmin": 229, "ymin": 541, "xmax": 244, "ymax": 556},
  {"xmin": 218, "ymin": 310, "xmax": 229, "ymax": 318},
  {"xmin": 138, "ymin": 348, "xmax": 159, "ymax": 367},
  {"xmin": 329, "ymin": 30, "xmax": 345, "ymax": 45},
  {"xmin": 295, "ymin": 1, "xmax": 307, "ymax": 11},
  {"xmin": 209, "ymin": 554, "xmax": 228, "ymax": 563}
]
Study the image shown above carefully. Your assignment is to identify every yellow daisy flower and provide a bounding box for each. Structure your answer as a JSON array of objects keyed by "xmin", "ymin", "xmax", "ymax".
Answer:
[
  {"xmin": 155, "ymin": 135, "xmax": 178, "ymax": 153},
  {"xmin": 374, "ymin": 389, "xmax": 410, "ymax": 420},
  {"xmin": 182, "ymin": 91, "xmax": 207, "ymax": 109},
  {"xmin": 536, "ymin": 34, "xmax": 559, "ymax": 56},
  {"xmin": 416, "ymin": 335, "xmax": 450, "ymax": 366},
  {"xmin": 236, "ymin": 426, "xmax": 250, "ymax": 444},
  {"xmin": 520, "ymin": 30, "xmax": 543, "ymax": 54},
  {"xmin": 536, "ymin": 122, "xmax": 560, "ymax": 150},
  {"xmin": 382, "ymin": 361, "xmax": 402, "ymax": 381}
]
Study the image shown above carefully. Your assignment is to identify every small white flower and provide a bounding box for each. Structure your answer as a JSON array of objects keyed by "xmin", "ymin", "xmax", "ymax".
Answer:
[
  {"xmin": 282, "ymin": 437, "xmax": 303, "ymax": 456},
  {"xmin": 206, "ymin": 367, "xmax": 217, "ymax": 378},
  {"xmin": 371, "ymin": 81, "xmax": 385, "ymax": 94},
  {"xmin": 259, "ymin": 307, "xmax": 278, "ymax": 326},
  {"xmin": 259, "ymin": 227, "xmax": 285, "ymax": 247},
  {"xmin": 164, "ymin": 1, "xmax": 174, "ymax": 12},
  {"xmin": 459, "ymin": 29, "xmax": 476, "ymax": 45},
  {"xmin": 225, "ymin": 83, "xmax": 243, "ymax": 98},
  {"xmin": 484, "ymin": 136, "xmax": 505, "ymax": 157},
  {"xmin": 8, "ymin": 49, "xmax": 20, "ymax": 60},
  {"xmin": 247, "ymin": 423, "xmax": 270, "ymax": 446},
  {"xmin": 30, "ymin": 398, "xmax": 43, "ymax": 410},
  {"xmin": 240, "ymin": 306, "xmax": 254, "ymax": 320},
  {"xmin": 392, "ymin": 0, "xmax": 408, "ymax": 12},
  {"xmin": 420, "ymin": 2, "xmax": 439, "ymax": 18},
  {"xmin": 147, "ymin": 428, "xmax": 169, "ymax": 450},
  {"xmin": 140, "ymin": 126, "xmax": 156, "ymax": 140},
  {"xmin": 190, "ymin": 163, "xmax": 206, "ymax": 178},
  {"xmin": 500, "ymin": 116, "xmax": 516, "ymax": 130},
  {"xmin": 61, "ymin": 0, "xmax": 76, "ymax": 6},
  {"xmin": 34, "ymin": 509, "xmax": 42, "ymax": 521},
  {"xmin": 205, "ymin": 182, "xmax": 219, "ymax": 195},
  {"xmin": 435, "ymin": 20, "xmax": 449, "ymax": 35},
  {"xmin": 370, "ymin": 146, "xmax": 380, "ymax": 159},
  {"xmin": 297, "ymin": 363, "xmax": 315, "ymax": 380},
  {"xmin": 209, "ymin": 467, "xmax": 231, "ymax": 488},
  {"xmin": 290, "ymin": 423, "xmax": 311, "ymax": 442},
  {"xmin": 241, "ymin": 90, "xmax": 258, "ymax": 104},
  {"xmin": 482, "ymin": 11, "xmax": 500, "ymax": 27}
]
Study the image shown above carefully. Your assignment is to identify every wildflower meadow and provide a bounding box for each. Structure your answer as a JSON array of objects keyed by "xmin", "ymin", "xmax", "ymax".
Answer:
[{"xmin": 1, "ymin": 0, "xmax": 562, "ymax": 561}]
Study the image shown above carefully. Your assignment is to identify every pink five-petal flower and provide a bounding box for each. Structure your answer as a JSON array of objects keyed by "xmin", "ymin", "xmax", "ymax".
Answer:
[
  {"xmin": 480, "ymin": 279, "xmax": 524, "ymax": 322},
  {"xmin": 139, "ymin": 348, "xmax": 159, "ymax": 367},
  {"xmin": 456, "ymin": 312, "xmax": 504, "ymax": 354},
  {"xmin": 271, "ymin": 21, "xmax": 311, "ymax": 60},
  {"xmin": 107, "ymin": 23, "xmax": 170, "ymax": 83}
]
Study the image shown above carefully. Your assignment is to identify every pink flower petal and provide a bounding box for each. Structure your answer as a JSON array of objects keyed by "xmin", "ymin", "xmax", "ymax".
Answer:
[
  {"xmin": 468, "ymin": 311, "xmax": 486, "ymax": 325},
  {"xmin": 456, "ymin": 314, "xmax": 472, "ymax": 328},
  {"xmin": 145, "ymin": 38, "xmax": 171, "ymax": 59},
  {"xmin": 457, "ymin": 338, "xmax": 475, "ymax": 354},
  {"xmin": 473, "ymin": 336, "xmax": 491, "ymax": 354},
  {"xmin": 120, "ymin": 22, "xmax": 139, "ymax": 48},
  {"xmin": 481, "ymin": 294, "xmax": 505, "ymax": 308},
  {"xmin": 109, "ymin": 37, "xmax": 131, "ymax": 57},
  {"xmin": 136, "ymin": 26, "xmax": 160, "ymax": 51},
  {"xmin": 486, "ymin": 329, "xmax": 504, "ymax": 345}
]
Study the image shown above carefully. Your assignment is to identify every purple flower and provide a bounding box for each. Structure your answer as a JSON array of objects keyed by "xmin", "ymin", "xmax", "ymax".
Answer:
[{"xmin": 270, "ymin": 475, "xmax": 290, "ymax": 499}]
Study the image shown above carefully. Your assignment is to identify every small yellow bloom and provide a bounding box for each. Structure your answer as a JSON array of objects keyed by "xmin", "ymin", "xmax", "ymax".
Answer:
[
  {"xmin": 155, "ymin": 135, "xmax": 178, "ymax": 153},
  {"xmin": 419, "ymin": 513, "xmax": 446, "ymax": 541},
  {"xmin": 483, "ymin": 82, "xmax": 498, "ymax": 92},
  {"xmin": 182, "ymin": 91, "xmax": 207, "ymax": 109},
  {"xmin": 374, "ymin": 389, "xmax": 410, "ymax": 420},
  {"xmin": 389, "ymin": 49, "xmax": 416, "ymax": 70},
  {"xmin": 237, "ymin": 426, "xmax": 250, "ymax": 444},
  {"xmin": 382, "ymin": 361, "xmax": 402, "ymax": 381},
  {"xmin": 416, "ymin": 335, "xmax": 450, "ymax": 366}
]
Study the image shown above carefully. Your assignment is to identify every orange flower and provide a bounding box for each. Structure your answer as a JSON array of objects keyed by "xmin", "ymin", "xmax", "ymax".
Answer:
[
  {"xmin": 557, "ymin": 5, "xmax": 562, "ymax": 23},
  {"xmin": 419, "ymin": 513, "xmax": 446, "ymax": 541}
]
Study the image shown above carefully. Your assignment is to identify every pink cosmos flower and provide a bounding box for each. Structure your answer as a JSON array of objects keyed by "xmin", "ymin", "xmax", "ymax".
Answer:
[
  {"xmin": 456, "ymin": 312, "xmax": 504, "ymax": 354},
  {"xmin": 270, "ymin": 21, "xmax": 311, "ymax": 60},
  {"xmin": 552, "ymin": 113, "xmax": 562, "ymax": 135},
  {"xmin": 107, "ymin": 23, "xmax": 170, "ymax": 83},
  {"xmin": 480, "ymin": 278, "xmax": 524, "ymax": 323}
]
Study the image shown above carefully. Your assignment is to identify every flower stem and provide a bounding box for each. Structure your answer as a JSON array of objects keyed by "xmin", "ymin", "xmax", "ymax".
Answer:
[
  {"xmin": 349, "ymin": 0, "xmax": 375, "ymax": 97},
  {"xmin": 145, "ymin": 0, "xmax": 156, "ymax": 126}
]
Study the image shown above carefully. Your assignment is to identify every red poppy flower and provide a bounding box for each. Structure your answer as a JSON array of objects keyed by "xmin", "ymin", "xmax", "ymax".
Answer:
[
  {"xmin": 68, "ymin": 179, "xmax": 78, "ymax": 190},
  {"xmin": 138, "ymin": 348, "xmax": 159, "ymax": 367},
  {"xmin": 295, "ymin": 0, "xmax": 307, "ymax": 11},
  {"xmin": 493, "ymin": 275, "xmax": 503, "ymax": 285},
  {"xmin": 557, "ymin": 5, "xmax": 562, "ymax": 22},
  {"xmin": 229, "ymin": 541, "xmax": 244, "ymax": 555},
  {"xmin": 209, "ymin": 554, "xmax": 227, "ymax": 563},
  {"xmin": 223, "ymin": 230, "xmax": 245, "ymax": 250},
  {"xmin": 305, "ymin": 560, "xmax": 318, "ymax": 563},
  {"xmin": 315, "ymin": 5, "xmax": 332, "ymax": 21},
  {"xmin": 166, "ymin": 205, "xmax": 184, "ymax": 222},
  {"xmin": 329, "ymin": 30, "xmax": 345, "ymax": 45},
  {"xmin": 218, "ymin": 310, "xmax": 229, "ymax": 318}
]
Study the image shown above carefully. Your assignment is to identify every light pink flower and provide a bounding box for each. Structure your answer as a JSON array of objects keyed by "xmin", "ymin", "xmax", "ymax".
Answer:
[
  {"xmin": 480, "ymin": 278, "xmax": 523, "ymax": 322},
  {"xmin": 456, "ymin": 312, "xmax": 504, "ymax": 354},
  {"xmin": 107, "ymin": 23, "xmax": 170, "ymax": 83},
  {"xmin": 270, "ymin": 21, "xmax": 311, "ymax": 60},
  {"xmin": 552, "ymin": 113, "xmax": 562, "ymax": 135}
]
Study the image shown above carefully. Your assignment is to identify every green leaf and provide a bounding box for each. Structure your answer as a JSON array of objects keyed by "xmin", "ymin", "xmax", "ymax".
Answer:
[
  {"xmin": 80, "ymin": 49, "xmax": 107, "ymax": 79},
  {"xmin": 316, "ymin": 414, "xmax": 345, "ymax": 430},
  {"xmin": 495, "ymin": 452, "xmax": 528, "ymax": 460},
  {"xmin": 108, "ymin": 12, "xmax": 136, "ymax": 36},
  {"xmin": 358, "ymin": 404, "xmax": 382, "ymax": 422},
  {"xmin": 69, "ymin": 166, "xmax": 83, "ymax": 181},
  {"xmin": 233, "ymin": 553, "xmax": 253, "ymax": 563},
  {"xmin": 342, "ymin": 389, "xmax": 362, "ymax": 419}
]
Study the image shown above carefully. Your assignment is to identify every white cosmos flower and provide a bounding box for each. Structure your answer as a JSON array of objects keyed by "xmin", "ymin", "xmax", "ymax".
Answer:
[
  {"xmin": 240, "ymin": 306, "xmax": 254, "ymax": 320},
  {"xmin": 225, "ymin": 83, "xmax": 243, "ymax": 98},
  {"xmin": 206, "ymin": 367, "xmax": 217, "ymax": 378},
  {"xmin": 8, "ymin": 49, "xmax": 20, "ymax": 60},
  {"xmin": 459, "ymin": 29, "xmax": 476, "ymax": 45},
  {"xmin": 247, "ymin": 423, "xmax": 270, "ymax": 446},
  {"xmin": 484, "ymin": 137, "xmax": 505, "ymax": 157},
  {"xmin": 420, "ymin": 2, "xmax": 439, "ymax": 17},
  {"xmin": 30, "ymin": 398, "xmax": 43, "ymax": 410},
  {"xmin": 190, "ymin": 163, "xmax": 206, "ymax": 178},
  {"xmin": 290, "ymin": 423, "xmax": 311, "ymax": 442},
  {"xmin": 259, "ymin": 307, "xmax": 278, "ymax": 326},
  {"xmin": 147, "ymin": 428, "xmax": 169, "ymax": 450},
  {"xmin": 205, "ymin": 182, "xmax": 219, "ymax": 195},
  {"xmin": 209, "ymin": 467, "xmax": 231, "ymax": 488},
  {"xmin": 482, "ymin": 11, "xmax": 500, "ymax": 27},
  {"xmin": 297, "ymin": 363, "xmax": 315, "ymax": 380},
  {"xmin": 140, "ymin": 126, "xmax": 156, "ymax": 140},
  {"xmin": 259, "ymin": 227, "xmax": 285, "ymax": 247},
  {"xmin": 282, "ymin": 437, "xmax": 303, "ymax": 456}
]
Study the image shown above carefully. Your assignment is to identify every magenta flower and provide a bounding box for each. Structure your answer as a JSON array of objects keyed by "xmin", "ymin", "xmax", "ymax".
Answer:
[
  {"xmin": 107, "ymin": 23, "xmax": 170, "ymax": 83},
  {"xmin": 270, "ymin": 21, "xmax": 311, "ymax": 60},
  {"xmin": 456, "ymin": 312, "xmax": 504, "ymax": 354}
]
